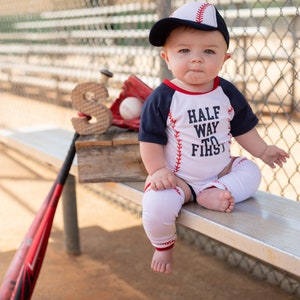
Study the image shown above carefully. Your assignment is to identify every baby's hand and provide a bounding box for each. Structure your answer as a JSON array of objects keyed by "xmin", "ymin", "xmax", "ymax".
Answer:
[
  {"xmin": 150, "ymin": 168, "xmax": 176, "ymax": 190},
  {"xmin": 260, "ymin": 145, "xmax": 289, "ymax": 168}
]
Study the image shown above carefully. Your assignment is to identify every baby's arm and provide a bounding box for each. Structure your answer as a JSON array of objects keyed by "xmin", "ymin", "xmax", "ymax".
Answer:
[
  {"xmin": 235, "ymin": 128, "xmax": 289, "ymax": 168},
  {"xmin": 140, "ymin": 141, "xmax": 176, "ymax": 190}
]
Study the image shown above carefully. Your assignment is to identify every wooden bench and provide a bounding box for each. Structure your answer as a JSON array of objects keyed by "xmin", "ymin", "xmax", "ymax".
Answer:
[
  {"xmin": 75, "ymin": 132, "xmax": 300, "ymax": 280},
  {"xmin": 0, "ymin": 125, "xmax": 300, "ymax": 290}
]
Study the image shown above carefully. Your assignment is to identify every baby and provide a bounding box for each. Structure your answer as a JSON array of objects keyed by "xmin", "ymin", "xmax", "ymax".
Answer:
[{"xmin": 138, "ymin": 2, "xmax": 289, "ymax": 274}]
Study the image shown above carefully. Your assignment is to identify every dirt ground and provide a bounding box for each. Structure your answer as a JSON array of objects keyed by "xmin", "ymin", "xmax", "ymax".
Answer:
[{"xmin": 0, "ymin": 143, "xmax": 298, "ymax": 300}]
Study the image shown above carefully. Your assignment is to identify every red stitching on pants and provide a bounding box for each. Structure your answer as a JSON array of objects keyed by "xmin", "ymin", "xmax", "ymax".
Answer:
[
  {"xmin": 210, "ymin": 180, "xmax": 229, "ymax": 191},
  {"xmin": 156, "ymin": 244, "xmax": 175, "ymax": 251},
  {"xmin": 155, "ymin": 239, "xmax": 176, "ymax": 251}
]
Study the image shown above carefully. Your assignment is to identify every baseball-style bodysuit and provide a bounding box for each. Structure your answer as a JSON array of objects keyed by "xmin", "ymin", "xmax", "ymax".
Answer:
[{"xmin": 139, "ymin": 77, "xmax": 262, "ymax": 250}]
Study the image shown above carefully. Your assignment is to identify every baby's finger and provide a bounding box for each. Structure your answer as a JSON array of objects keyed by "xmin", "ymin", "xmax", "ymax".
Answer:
[
  {"xmin": 151, "ymin": 182, "xmax": 158, "ymax": 190},
  {"xmin": 274, "ymin": 156, "xmax": 287, "ymax": 167}
]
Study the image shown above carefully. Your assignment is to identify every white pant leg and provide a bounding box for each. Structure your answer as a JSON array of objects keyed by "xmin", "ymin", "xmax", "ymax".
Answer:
[
  {"xmin": 202, "ymin": 157, "xmax": 261, "ymax": 203},
  {"xmin": 142, "ymin": 187, "xmax": 185, "ymax": 250}
]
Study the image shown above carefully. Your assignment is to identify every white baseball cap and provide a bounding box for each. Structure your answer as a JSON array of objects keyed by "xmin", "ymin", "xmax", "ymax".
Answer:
[{"xmin": 149, "ymin": 2, "xmax": 230, "ymax": 48}]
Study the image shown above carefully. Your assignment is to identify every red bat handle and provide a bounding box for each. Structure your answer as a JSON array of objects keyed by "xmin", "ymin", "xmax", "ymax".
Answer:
[
  {"xmin": 0, "ymin": 185, "xmax": 55, "ymax": 300},
  {"xmin": 11, "ymin": 184, "xmax": 63, "ymax": 300}
]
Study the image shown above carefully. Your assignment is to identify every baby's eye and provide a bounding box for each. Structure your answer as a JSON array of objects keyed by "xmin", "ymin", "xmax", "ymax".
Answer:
[
  {"xmin": 179, "ymin": 48, "xmax": 190, "ymax": 53},
  {"xmin": 204, "ymin": 49, "xmax": 215, "ymax": 54}
]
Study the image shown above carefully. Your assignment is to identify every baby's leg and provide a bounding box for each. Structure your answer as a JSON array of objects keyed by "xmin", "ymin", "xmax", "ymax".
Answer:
[
  {"xmin": 197, "ymin": 157, "xmax": 261, "ymax": 212},
  {"xmin": 142, "ymin": 186, "xmax": 185, "ymax": 273},
  {"xmin": 217, "ymin": 157, "xmax": 261, "ymax": 203}
]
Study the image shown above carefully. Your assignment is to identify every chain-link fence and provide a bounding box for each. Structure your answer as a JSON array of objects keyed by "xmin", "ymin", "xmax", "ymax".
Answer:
[{"xmin": 0, "ymin": 0, "xmax": 298, "ymax": 201}]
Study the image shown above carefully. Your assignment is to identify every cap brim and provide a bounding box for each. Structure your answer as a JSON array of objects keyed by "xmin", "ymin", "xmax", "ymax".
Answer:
[{"xmin": 149, "ymin": 18, "xmax": 217, "ymax": 47}]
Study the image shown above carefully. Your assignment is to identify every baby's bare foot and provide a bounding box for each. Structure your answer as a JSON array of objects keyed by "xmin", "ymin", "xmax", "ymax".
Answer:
[
  {"xmin": 197, "ymin": 188, "xmax": 234, "ymax": 212},
  {"xmin": 151, "ymin": 249, "xmax": 173, "ymax": 274}
]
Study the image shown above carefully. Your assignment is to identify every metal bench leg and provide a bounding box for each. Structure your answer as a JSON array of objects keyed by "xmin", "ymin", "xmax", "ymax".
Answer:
[{"xmin": 62, "ymin": 174, "xmax": 81, "ymax": 255}]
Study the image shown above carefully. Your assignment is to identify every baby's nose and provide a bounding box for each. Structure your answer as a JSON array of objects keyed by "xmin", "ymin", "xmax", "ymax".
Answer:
[{"xmin": 191, "ymin": 55, "xmax": 203, "ymax": 63}]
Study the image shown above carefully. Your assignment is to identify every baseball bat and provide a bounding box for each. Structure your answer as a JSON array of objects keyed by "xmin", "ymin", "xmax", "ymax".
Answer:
[
  {"xmin": 0, "ymin": 184, "xmax": 55, "ymax": 300},
  {"xmin": 0, "ymin": 132, "xmax": 79, "ymax": 300}
]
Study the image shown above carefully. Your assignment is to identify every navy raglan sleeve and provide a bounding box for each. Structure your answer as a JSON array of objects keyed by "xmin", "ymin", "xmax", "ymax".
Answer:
[
  {"xmin": 220, "ymin": 78, "xmax": 258, "ymax": 137},
  {"xmin": 138, "ymin": 84, "xmax": 173, "ymax": 145}
]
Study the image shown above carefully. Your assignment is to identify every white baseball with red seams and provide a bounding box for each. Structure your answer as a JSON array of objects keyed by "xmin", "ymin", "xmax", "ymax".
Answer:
[{"xmin": 119, "ymin": 97, "xmax": 143, "ymax": 120}]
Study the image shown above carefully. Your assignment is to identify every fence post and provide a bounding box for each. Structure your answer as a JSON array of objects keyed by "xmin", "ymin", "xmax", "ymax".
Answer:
[
  {"xmin": 290, "ymin": 14, "xmax": 300, "ymax": 112},
  {"xmin": 156, "ymin": 0, "xmax": 172, "ymax": 81},
  {"xmin": 62, "ymin": 174, "xmax": 81, "ymax": 255}
]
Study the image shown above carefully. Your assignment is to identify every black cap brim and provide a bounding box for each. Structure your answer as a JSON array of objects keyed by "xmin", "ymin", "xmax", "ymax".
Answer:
[
  {"xmin": 149, "ymin": 18, "xmax": 220, "ymax": 47},
  {"xmin": 149, "ymin": 13, "xmax": 229, "ymax": 48}
]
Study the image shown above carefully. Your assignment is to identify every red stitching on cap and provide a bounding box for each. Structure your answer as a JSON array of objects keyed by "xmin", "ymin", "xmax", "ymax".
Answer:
[{"xmin": 196, "ymin": 3, "xmax": 211, "ymax": 23}]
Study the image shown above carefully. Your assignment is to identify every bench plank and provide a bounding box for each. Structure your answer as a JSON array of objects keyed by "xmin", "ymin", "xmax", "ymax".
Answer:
[
  {"xmin": 0, "ymin": 44, "xmax": 157, "ymax": 56},
  {"xmin": 178, "ymin": 191, "xmax": 300, "ymax": 277},
  {"xmin": 0, "ymin": 126, "xmax": 78, "ymax": 176},
  {"xmin": 40, "ymin": 2, "xmax": 156, "ymax": 19}
]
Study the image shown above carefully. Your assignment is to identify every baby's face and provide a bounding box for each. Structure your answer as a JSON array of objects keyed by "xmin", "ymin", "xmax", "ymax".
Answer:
[{"xmin": 161, "ymin": 27, "xmax": 230, "ymax": 92}]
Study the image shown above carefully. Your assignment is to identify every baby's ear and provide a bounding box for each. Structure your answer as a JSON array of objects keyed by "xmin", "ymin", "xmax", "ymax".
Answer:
[
  {"xmin": 160, "ymin": 50, "xmax": 169, "ymax": 62},
  {"xmin": 224, "ymin": 53, "xmax": 231, "ymax": 62},
  {"xmin": 160, "ymin": 50, "xmax": 172, "ymax": 70}
]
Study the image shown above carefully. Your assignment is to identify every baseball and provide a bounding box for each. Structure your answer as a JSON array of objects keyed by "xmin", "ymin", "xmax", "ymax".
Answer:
[{"xmin": 119, "ymin": 97, "xmax": 143, "ymax": 120}]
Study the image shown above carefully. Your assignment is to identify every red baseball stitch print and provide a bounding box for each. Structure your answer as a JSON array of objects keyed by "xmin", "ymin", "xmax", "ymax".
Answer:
[
  {"xmin": 196, "ymin": 3, "xmax": 211, "ymax": 23},
  {"xmin": 227, "ymin": 106, "xmax": 234, "ymax": 151},
  {"xmin": 155, "ymin": 238, "xmax": 176, "ymax": 251},
  {"xmin": 174, "ymin": 186, "xmax": 182, "ymax": 196},
  {"xmin": 228, "ymin": 106, "xmax": 234, "ymax": 115},
  {"xmin": 156, "ymin": 239, "xmax": 176, "ymax": 247},
  {"xmin": 168, "ymin": 112, "xmax": 182, "ymax": 173},
  {"xmin": 236, "ymin": 157, "xmax": 247, "ymax": 165},
  {"xmin": 211, "ymin": 180, "xmax": 229, "ymax": 191}
]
